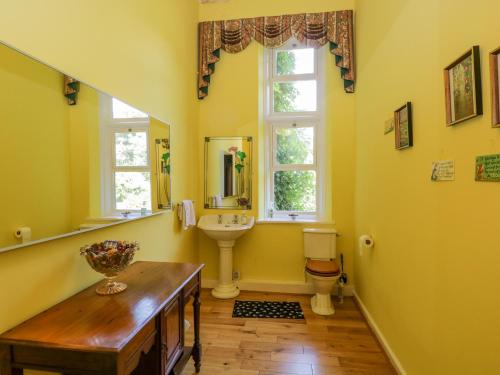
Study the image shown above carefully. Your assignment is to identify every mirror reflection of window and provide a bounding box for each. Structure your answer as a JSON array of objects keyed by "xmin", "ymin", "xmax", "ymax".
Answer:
[
  {"xmin": 0, "ymin": 38, "xmax": 173, "ymax": 251},
  {"xmin": 112, "ymin": 98, "xmax": 148, "ymax": 119},
  {"xmin": 101, "ymin": 96, "xmax": 152, "ymax": 215},
  {"xmin": 223, "ymin": 153, "xmax": 234, "ymax": 197},
  {"xmin": 112, "ymin": 131, "xmax": 151, "ymax": 211}
]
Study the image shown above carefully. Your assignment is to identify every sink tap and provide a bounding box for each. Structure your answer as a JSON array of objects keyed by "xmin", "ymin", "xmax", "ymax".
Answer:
[
  {"xmin": 232, "ymin": 214, "xmax": 239, "ymax": 224},
  {"xmin": 217, "ymin": 214, "xmax": 223, "ymax": 224}
]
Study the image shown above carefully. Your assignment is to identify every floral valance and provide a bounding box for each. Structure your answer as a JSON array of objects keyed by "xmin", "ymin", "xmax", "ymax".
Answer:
[
  {"xmin": 198, "ymin": 10, "xmax": 355, "ymax": 99},
  {"xmin": 64, "ymin": 75, "xmax": 80, "ymax": 105}
]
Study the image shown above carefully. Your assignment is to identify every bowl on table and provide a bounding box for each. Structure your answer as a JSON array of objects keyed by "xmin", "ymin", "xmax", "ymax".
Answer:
[{"xmin": 80, "ymin": 240, "xmax": 139, "ymax": 295}]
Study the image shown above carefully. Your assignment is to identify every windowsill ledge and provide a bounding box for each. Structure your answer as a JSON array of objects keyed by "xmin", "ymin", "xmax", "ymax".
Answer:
[
  {"xmin": 0, "ymin": 211, "xmax": 166, "ymax": 255},
  {"xmin": 257, "ymin": 218, "xmax": 335, "ymax": 225}
]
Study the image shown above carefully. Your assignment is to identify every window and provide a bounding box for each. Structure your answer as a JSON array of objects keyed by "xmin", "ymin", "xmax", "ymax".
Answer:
[
  {"xmin": 264, "ymin": 40, "xmax": 325, "ymax": 219},
  {"xmin": 112, "ymin": 98, "xmax": 148, "ymax": 120},
  {"xmin": 101, "ymin": 96, "xmax": 152, "ymax": 215}
]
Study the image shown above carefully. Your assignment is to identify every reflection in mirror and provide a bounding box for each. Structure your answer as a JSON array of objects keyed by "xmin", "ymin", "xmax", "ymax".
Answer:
[
  {"xmin": 204, "ymin": 137, "xmax": 252, "ymax": 209},
  {"xmin": 0, "ymin": 41, "xmax": 171, "ymax": 251},
  {"xmin": 154, "ymin": 128, "xmax": 171, "ymax": 209}
]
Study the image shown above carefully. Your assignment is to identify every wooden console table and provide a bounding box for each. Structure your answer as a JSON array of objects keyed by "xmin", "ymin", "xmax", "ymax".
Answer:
[{"xmin": 0, "ymin": 261, "xmax": 204, "ymax": 375}]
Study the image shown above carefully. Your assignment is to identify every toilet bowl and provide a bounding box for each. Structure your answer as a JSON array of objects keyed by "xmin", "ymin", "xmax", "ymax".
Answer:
[
  {"xmin": 303, "ymin": 228, "xmax": 339, "ymax": 316},
  {"xmin": 305, "ymin": 259, "xmax": 340, "ymax": 315}
]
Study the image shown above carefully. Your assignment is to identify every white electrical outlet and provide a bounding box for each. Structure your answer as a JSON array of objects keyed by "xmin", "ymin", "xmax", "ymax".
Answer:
[{"xmin": 232, "ymin": 271, "xmax": 240, "ymax": 281}]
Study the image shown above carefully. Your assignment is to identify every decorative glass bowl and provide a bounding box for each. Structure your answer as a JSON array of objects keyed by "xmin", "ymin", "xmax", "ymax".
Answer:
[{"xmin": 80, "ymin": 240, "xmax": 139, "ymax": 295}]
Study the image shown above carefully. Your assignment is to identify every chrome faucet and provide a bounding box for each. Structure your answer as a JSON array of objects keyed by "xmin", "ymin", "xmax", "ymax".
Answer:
[
  {"xmin": 121, "ymin": 211, "xmax": 131, "ymax": 218},
  {"xmin": 232, "ymin": 214, "xmax": 239, "ymax": 224},
  {"xmin": 217, "ymin": 214, "xmax": 223, "ymax": 224}
]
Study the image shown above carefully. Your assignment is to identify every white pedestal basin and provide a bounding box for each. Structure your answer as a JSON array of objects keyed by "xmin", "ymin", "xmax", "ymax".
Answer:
[{"xmin": 198, "ymin": 214, "xmax": 254, "ymax": 299}]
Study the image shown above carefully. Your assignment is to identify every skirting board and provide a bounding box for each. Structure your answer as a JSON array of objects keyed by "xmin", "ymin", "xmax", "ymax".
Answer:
[
  {"xmin": 353, "ymin": 291, "xmax": 406, "ymax": 375},
  {"xmin": 201, "ymin": 278, "xmax": 354, "ymax": 296}
]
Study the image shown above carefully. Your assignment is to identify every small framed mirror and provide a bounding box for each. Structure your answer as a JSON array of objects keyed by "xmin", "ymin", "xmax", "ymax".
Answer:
[
  {"xmin": 204, "ymin": 136, "xmax": 252, "ymax": 209},
  {"xmin": 152, "ymin": 120, "xmax": 172, "ymax": 210}
]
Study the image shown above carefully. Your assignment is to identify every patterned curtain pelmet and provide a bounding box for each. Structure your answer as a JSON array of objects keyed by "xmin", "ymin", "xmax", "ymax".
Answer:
[
  {"xmin": 198, "ymin": 10, "xmax": 355, "ymax": 99},
  {"xmin": 64, "ymin": 75, "xmax": 80, "ymax": 105}
]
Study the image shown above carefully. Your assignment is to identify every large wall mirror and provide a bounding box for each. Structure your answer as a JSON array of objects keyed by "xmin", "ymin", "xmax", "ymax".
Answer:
[
  {"xmin": 0, "ymin": 41, "xmax": 171, "ymax": 252},
  {"xmin": 204, "ymin": 136, "xmax": 252, "ymax": 209}
]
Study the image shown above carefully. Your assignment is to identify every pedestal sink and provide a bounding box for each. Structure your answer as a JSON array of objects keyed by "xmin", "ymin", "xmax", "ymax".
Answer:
[{"xmin": 198, "ymin": 214, "xmax": 254, "ymax": 299}]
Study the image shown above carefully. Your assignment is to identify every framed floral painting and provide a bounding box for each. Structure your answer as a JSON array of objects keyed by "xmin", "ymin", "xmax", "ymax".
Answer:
[
  {"xmin": 394, "ymin": 102, "xmax": 413, "ymax": 150},
  {"xmin": 490, "ymin": 47, "xmax": 500, "ymax": 127},
  {"xmin": 444, "ymin": 46, "xmax": 482, "ymax": 126}
]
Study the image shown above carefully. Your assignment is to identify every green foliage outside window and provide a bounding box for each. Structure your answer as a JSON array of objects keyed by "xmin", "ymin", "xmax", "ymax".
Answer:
[
  {"xmin": 114, "ymin": 132, "xmax": 150, "ymax": 209},
  {"xmin": 272, "ymin": 50, "xmax": 316, "ymax": 213}
]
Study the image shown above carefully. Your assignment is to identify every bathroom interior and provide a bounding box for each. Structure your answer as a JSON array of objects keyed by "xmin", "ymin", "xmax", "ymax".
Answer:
[{"xmin": 0, "ymin": 0, "xmax": 499, "ymax": 374}]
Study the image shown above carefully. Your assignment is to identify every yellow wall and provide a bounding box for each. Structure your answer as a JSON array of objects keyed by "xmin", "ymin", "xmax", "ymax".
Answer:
[
  {"xmin": 68, "ymin": 83, "xmax": 101, "ymax": 228},
  {"xmin": 4, "ymin": 1, "xmax": 498, "ymax": 373},
  {"xmin": 355, "ymin": 0, "xmax": 500, "ymax": 373},
  {"xmin": 0, "ymin": 3, "xmax": 199, "ymax": 375},
  {"xmin": 199, "ymin": 0, "xmax": 353, "ymax": 21},
  {"xmin": 198, "ymin": 0, "xmax": 356, "ymax": 284},
  {"xmin": 0, "ymin": 43, "xmax": 72, "ymax": 247}
]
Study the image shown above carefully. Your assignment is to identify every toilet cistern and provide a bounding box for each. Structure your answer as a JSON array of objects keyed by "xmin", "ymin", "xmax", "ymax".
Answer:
[{"xmin": 303, "ymin": 227, "xmax": 341, "ymax": 315}]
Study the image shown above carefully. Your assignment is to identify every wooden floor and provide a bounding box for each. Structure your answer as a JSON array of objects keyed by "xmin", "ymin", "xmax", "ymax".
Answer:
[{"xmin": 182, "ymin": 289, "xmax": 396, "ymax": 375}]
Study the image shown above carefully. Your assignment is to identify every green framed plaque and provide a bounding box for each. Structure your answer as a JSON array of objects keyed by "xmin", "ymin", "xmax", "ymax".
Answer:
[{"xmin": 476, "ymin": 154, "xmax": 500, "ymax": 181}]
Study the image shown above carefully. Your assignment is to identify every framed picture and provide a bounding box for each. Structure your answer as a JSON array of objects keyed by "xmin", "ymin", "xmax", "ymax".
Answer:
[
  {"xmin": 490, "ymin": 47, "xmax": 500, "ymax": 127},
  {"xmin": 394, "ymin": 102, "xmax": 413, "ymax": 150},
  {"xmin": 444, "ymin": 46, "xmax": 482, "ymax": 126}
]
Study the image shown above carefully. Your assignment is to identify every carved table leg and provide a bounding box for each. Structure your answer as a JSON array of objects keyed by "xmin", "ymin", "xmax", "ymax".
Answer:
[
  {"xmin": 0, "ymin": 344, "xmax": 20, "ymax": 375},
  {"xmin": 192, "ymin": 290, "xmax": 202, "ymax": 373}
]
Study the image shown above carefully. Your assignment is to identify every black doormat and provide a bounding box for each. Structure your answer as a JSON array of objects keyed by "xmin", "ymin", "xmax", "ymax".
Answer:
[{"xmin": 232, "ymin": 300, "xmax": 304, "ymax": 319}]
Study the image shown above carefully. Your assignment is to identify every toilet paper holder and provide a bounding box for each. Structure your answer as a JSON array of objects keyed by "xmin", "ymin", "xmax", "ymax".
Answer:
[
  {"xmin": 15, "ymin": 227, "xmax": 32, "ymax": 243},
  {"xmin": 358, "ymin": 234, "xmax": 374, "ymax": 255}
]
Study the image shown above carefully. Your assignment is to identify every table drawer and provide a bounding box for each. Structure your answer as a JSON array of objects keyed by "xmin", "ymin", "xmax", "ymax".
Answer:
[
  {"xmin": 13, "ymin": 346, "xmax": 114, "ymax": 372},
  {"xmin": 121, "ymin": 318, "xmax": 157, "ymax": 373},
  {"xmin": 183, "ymin": 273, "xmax": 199, "ymax": 300}
]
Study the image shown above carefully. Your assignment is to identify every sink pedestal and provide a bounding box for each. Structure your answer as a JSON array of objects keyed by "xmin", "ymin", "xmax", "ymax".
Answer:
[
  {"xmin": 211, "ymin": 240, "xmax": 240, "ymax": 299},
  {"xmin": 197, "ymin": 214, "xmax": 254, "ymax": 299}
]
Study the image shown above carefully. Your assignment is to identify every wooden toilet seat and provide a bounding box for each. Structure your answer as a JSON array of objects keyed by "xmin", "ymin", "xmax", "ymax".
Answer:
[{"xmin": 305, "ymin": 259, "xmax": 340, "ymax": 277}]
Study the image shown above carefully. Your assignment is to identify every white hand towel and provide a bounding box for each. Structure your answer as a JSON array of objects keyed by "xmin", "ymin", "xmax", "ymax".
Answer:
[
  {"xmin": 181, "ymin": 200, "xmax": 196, "ymax": 230},
  {"xmin": 215, "ymin": 194, "xmax": 223, "ymax": 208}
]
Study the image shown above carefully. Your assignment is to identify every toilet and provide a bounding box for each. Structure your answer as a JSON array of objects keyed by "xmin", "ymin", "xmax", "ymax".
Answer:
[{"xmin": 303, "ymin": 228, "xmax": 340, "ymax": 316}]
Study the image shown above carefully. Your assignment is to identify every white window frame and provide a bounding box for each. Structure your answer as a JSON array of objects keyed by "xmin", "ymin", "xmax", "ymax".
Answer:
[
  {"xmin": 100, "ymin": 95, "xmax": 152, "ymax": 216},
  {"xmin": 263, "ymin": 39, "xmax": 326, "ymax": 220}
]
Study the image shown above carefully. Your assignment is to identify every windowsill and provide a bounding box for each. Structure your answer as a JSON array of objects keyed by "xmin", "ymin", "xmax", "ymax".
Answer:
[
  {"xmin": 102, "ymin": 212, "xmax": 153, "ymax": 220},
  {"xmin": 257, "ymin": 218, "xmax": 335, "ymax": 225},
  {"xmin": 0, "ymin": 211, "xmax": 166, "ymax": 255}
]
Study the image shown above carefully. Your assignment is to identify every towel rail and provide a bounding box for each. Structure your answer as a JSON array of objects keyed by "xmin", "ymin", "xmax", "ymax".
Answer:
[
  {"xmin": 175, "ymin": 200, "xmax": 195, "ymax": 209},
  {"xmin": 176, "ymin": 200, "xmax": 197, "ymax": 229}
]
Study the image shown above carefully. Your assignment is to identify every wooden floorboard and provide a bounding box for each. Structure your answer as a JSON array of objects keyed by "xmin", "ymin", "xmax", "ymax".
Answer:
[{"xmin": 181, "ymin": 289, "xmax": 396, "ymax": 375}]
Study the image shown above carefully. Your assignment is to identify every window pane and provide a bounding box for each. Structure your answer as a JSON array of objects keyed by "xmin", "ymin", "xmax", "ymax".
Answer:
[
  {"xmin": 275, "ymin": 48, "xmax": 315, "ymax": 75},
  {"xmin": 274, "ymin": 170, "xmax": 316, "ymax": 212},
  {"xmin": 276, "ymin": 127, "xmax": 314, "ymax": 165},
  {"xmin": 273, "ymin": 81, "xmax": 317, "ymax": 112},
  {"xmin": 115, "ymin": 132, "xmax": 148, "ymax": 167},
  {"xmin": 112, "ymin": 98, "xmax": 148, "ymax": 119},
  {"xmin": 115, "ymin": 172, "xmax": 151, "ymax": 210}
]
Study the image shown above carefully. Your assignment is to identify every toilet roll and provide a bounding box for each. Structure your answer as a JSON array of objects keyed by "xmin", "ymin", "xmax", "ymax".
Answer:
[
  {"xmin": 15, "ymin": 227, "xmax": 32, "ymax": 243},
  {"xmin": 358, "ymin": 234, "xmax": 374, "ymax": 256}
]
